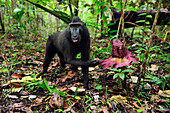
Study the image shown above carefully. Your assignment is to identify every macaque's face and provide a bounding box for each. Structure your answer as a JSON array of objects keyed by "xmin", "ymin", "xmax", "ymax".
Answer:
[{"xmin": 69, "ymin": 23, "xmax": 82, "ymax": 43}]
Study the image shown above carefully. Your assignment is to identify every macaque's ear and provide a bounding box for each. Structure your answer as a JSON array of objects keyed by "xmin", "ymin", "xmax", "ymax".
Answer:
[{"xmin": 84, "ymin": 23, "xmax": 86, "ymax": 26}]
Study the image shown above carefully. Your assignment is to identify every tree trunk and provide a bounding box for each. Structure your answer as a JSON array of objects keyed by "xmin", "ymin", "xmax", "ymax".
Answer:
[
  {"xmin": 73, "ymin": 0, "xmax": 79, "ymax": 16},
  {"xmin": 0, "ymin": 13, "xmax": 5, "ymax": 34}
]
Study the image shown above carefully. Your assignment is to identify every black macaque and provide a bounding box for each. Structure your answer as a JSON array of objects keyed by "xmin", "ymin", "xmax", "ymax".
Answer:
[{"xmin": 36, "ymin": 16, "xmax": 99, "ymax": 89}]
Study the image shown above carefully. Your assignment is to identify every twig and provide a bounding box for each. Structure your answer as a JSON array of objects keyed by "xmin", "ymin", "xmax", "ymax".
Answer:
[
  {"xmin": 120, "ymin": 0, "xmax": 126, "ymax": 46},
  {"xmin": 164, "ymin": 31, "xmax": 170, "ymax": 41},
  {"xmin": 68, "ymin": 0, "xmax": 73, "ymax": 18}
]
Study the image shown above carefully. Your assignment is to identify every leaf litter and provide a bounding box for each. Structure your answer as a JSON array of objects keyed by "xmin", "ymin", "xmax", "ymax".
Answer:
[{"xmin": 0, "ymin": 35, "xmax": 170, "ymax": 113}]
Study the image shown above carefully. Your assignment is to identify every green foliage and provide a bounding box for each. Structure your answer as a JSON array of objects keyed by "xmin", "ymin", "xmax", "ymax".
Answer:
[
  {"xmin": 1, "ymin": 0, "xmax": 169, "ymax": 111},
  {"xmin": 138, "ymin": 90, "xmax": 152, "ymax": 100},
  {"xmin": 14, "ymin": 8, "xmax": 26, "ymax": 30},
  {"xmin": 110, "ymin": 68, "xmax": 134, "ymax": 80},
  {"xmin": 95, "ymin": 84, "xmax": 102, "ymax": 90},
  {"xmin": 14, "ymin": 8, "xmax": 25, "ymax": 23},
  {"xmin": 73, "ymin": 86, "xmax": 79, "ymax": 99},
  {"xmin": 85, "ymin": 95, "xmax": 95, "ymax": 109},
  {"xmin": 55, "ymin": 109, "xmax": 66, "ymax": 113},
  {"xmin": 132, "ymin": 97, "xmax": 144, "ymax": 106},
  {"xmin": 26, "ymin": 0, "xmax": 71, "ymax": 23},
  {"xmin": 26, "ymin": 78, "xmax": 65, "ymax": 96},
  {"xmin": 146, "ymin": 75, "xmax": 170, "ymax": 90},
  {"xmin": 137, "ymin": 109, "xmax": 144, "ymax": 113},
  {"xmin": 93, "ymin": 43, "xmax": 111, "ymax": 59},
  {"xmin": 0, "ymin": 68, "xmax": 8, "ymax": 73}
]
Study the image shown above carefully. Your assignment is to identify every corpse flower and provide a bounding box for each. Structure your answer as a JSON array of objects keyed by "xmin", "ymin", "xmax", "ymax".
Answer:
[{"xmin": 100, "ymin": 39, "xmax": 138, "ymax": 69}]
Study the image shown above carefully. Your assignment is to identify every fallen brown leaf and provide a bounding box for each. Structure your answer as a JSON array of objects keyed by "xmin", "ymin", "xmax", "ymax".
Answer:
[
  {"xmin": 49, "ymin": 92, "xmax": 64, "ymax": 108},
  {"xmin": 67, "ymin": 71, "xmax": 73, "ymax": 75},
  {"xmin": 13, "ymin": 102, "xmax": 24, "ymax": 108},
  {"xmin": 63, "ymin": 97, "xmax": 70, "ymax": 109},
  {"xmin": 61, "ymin": 75, "xmax": 69, "ymax": 82},
  {"xmin": 12, "ymin": 73, "xmax": 22, "ymax": 79},
  {"xmin": 158, "ymin": 90, "xmax": 170, "ymax": 97},
  {"xmin": 133, "ymin": 101, "xmax": 147, "ymax": 113},
  {"xmin": 34, "ymin": 98, "xmax": 43, "ymax": 104},
  {"xmin": 110, "ymin": 95, "xmax": 127, "ymax": 105},
  {"xmin": 70, "ymin": 87, "xmax": 85, "ymax": 93},
  {"xmin": 150, "ymin": 95, "xmax": 159, "ymax": 102},
  {"xmin": 69, "ymin": 73, "xmax": 75, "ymax": 78},
  {"xmin": 102, "ymin": 106, "xmax": 109, "ymax": 113},
  {"xmin": 52, "ymin": 62, "xmax": 59, "ymax": 67},
  {"xmin": 60, "ymin": 87, "xmax": 68, "ymax": 92},
  {"xmin": 61, "ymin": 72, "xmax": 75, "ymax": 82}
]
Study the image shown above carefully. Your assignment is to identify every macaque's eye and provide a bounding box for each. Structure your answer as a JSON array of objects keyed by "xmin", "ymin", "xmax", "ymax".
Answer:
[
  {"xmin": 76, "ymin": 25, "xmax": 80, "ymax": 28},
  {"xmin": 70, "ymin": 25, "xmax": 74, "ymax": 28}
]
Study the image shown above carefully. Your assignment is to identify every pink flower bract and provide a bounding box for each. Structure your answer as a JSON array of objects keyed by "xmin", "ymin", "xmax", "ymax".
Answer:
[{"xmin": 100, "ymin": 39, "xmax": 138, "ymax": 69}]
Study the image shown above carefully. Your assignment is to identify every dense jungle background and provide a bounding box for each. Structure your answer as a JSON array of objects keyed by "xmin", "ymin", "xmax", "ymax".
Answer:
[{"xmin": 0, "ymin": 0, "xmax": 170, "ymax": 112}]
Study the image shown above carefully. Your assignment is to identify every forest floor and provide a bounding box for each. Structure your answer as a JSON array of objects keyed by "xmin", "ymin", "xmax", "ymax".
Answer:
[{"xmin": 0, "ymin": 34, "xmax": 170, "ymax": 113}]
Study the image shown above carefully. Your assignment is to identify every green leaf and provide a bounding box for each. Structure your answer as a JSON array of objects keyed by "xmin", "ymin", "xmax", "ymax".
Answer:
[
  {"xmin": 43, "ymin": 78, "xmax": 52, "ymax": 93},
  {"xmin": 136, "ymin": 20, "xmax": 145, "ymax": 23},
  {"xmin": 97, "ymin": 8, "xmax": 102, "ymax": 14},
  {"xmin": 74, "ymin": 86, "xmax": 79, "ymax": 99},
  {"xmin": 126, "ymin": 7, "xmax": 137, "ymax": 11},
  {"xmin": 137, "ymin": 109, "xmax": 143, "ymax": 112},
  {"xmin": 119, "ymin": 73, "xmax": 125, "ymax": 80},
  {"xmin": 85, "ymin": 95, "xmax": 91, "ymax": 103},
  {"xmin": 33, "ymin": 0, "xmax": 39, "ymax": 3},
  {"xmin": 110, "ymin": 68, "xmax": 121, "ymax": 72},
  {"xmin": 52, "ymin": 88, "xmax": 65, "ymax": 97},
  {"xmin": 145, "ymin": 21, "xmax": 150, "ymax": 24},
  {"xmin": 159, "ymin": 105, "xmax": 165, "ymax": 110},
  {"xmin": 92, "ymin": 0, "xmax": 96, "ymax": 4},
  {"xmin": 104, "ymin": 21, "xmax": 107, "ymax": 27},
  {"xmin": 110, "ymin": 30, "xmax": 117, "ymax": 33},
  {"xmin": 122, "ymin": 69, "xmax": 134, "ymax": 73},
  {"xmin": 146, "ymin": 15, "xmax": 152, "ymax": 18},
  {"xmin": 102, "ymin": 7, "xmax": 108, "ymax": 12},
  {"xmin": 140, "ymin": 4, "xmax": 147, "ymax": 8},
  {"xmin": 0, "ymin": 68, "xmax": 8, "ymax": 73},
  {"xmin": 113, "ymin": 73, "xmax": 119, "ymax": 79},
  {"xmin": 162, "ymin": 81, "xmax": 166, "ymax": 90},
  {"xmin": 138, "ymin": 13, "xmax": 146, "ymax": 16},
  {"xmin": 109, "ymin": 35, "xmax": 118, "ymax": 40},
  {"xmin": 143, "ymin": 36, "xmax": 150, "ymax": 40},
  {"xmin": 29, "ymin": 86, "xmax": 35, "ymax": 91},
  {"xmin": 14, "ymin": 8, "xmax": 25, "ymax": 22},
  {"xmin": 55, "ymin": 109, "xmax": 66, "ymax": 113},
  {"xmin": 99, "ymin": 1, "xmax": 106, "ymax": 6},
  {"xmin": 96, "ymin": 1, "xmax": 99, "ymax": 7},
  {"xmin": 149, "ymin": 46, "xmax": 161, "ymax": 52},
  {"xmin": 108, "ymin": 23, "xmax": 114, "ymax": 26},
  {"xmin": 96, "ymin": 85, "xmax": 102, "ymax": 90},
  {"xmin": 144, "ymin": 28, "xmax": 151, "ymax": 32},
  {"xmin": 114, "ymin": 3, "xmax": 121, "ymax": 9},
  {"xmin": 37, "ymin": 81, "xmax": 48, "ymax": 91},
  {"xmin": 101, "ymin": 15, "xmax": 105, "ymax": 20}
]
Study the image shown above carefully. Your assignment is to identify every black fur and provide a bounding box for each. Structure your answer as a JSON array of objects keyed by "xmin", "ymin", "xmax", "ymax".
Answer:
[{"xmin": 37, "ymin": 16, "xmax": 99, "ymax": 89}]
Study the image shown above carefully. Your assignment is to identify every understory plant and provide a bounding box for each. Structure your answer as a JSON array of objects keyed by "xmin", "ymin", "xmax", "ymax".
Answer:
[
  {"xmin": 27, "ymin": 78, "xmax": 65, "ymax": 96},
  {"xmin": 100, "ymin": 39, "xmax": 138, "ymax": 88}
]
